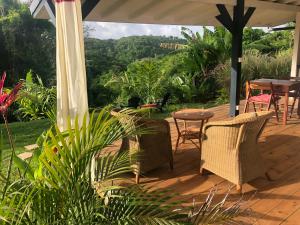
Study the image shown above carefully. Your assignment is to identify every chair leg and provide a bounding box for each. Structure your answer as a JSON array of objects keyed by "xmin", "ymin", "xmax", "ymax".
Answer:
[
  {"xmin": 252, "ymin": 103, "xmax": 257, "ymax": 112},
  {"xmin": 265, "ymin": 172, "xmax": 273, "ymax": 181},
  {"xmin": 244, "ymin": 102, "xmax": 249, "ymax": 113},
  {"xmin": 290, "ymin": 97, "xmax": 297, "ymax": 118},
  {"xmin": 174, "ymin": 136, "xmax": 180, "ymax": 153},
  {"xmin": 135, "ymin": 173, "xmax": 140, "ymax": 184},
  {"xmin": 273, "ymin": 101, "xmax": 279, "ymax": 122},
  {"xmin": 236, "ymin": 184, "xmax": 242, "ymax": 194},
  {"xmin": 169, "ymin": 158, "xmax": 174, "ymax": 171},
  {"xmin": 199, "ymin": 167, "xmax": 204, "ymax": 175}
]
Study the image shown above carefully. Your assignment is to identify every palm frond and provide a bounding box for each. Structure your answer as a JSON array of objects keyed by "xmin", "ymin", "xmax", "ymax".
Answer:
[{"xmin": 189, "ymin": 187, "xmax": 243, "ymax": 225}]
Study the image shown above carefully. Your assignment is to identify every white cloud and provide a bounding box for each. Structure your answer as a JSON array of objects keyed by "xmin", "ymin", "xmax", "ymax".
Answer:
[{"xmin": 84, "ymin": 22, "xmax": 205, "ymax": 40}]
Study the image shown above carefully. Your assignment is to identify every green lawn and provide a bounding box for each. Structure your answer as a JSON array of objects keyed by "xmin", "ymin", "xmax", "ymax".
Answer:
[
  {"xmin": 1, "ymin": 119, "xmax": 51, "ymax": 155},
  {"xmin": 0, "ymin": 119, "xmax": 51, "ymax": 179},
  {"xmin": 0, "ymin": 102, "xmax": 225, "ymax": 181},
  {"xmin": 1, "ymin": 102, "xmax": 223, "ymax": 153}
]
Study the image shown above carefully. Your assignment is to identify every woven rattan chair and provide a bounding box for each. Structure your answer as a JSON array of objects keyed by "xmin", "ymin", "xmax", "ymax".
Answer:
[
  {"xmin": 111, "ymin": 110, "xmax": 173, "ymax": 184},
  {"xmin": 200, "ymin": 111, "xmax": 273, "ymax": 193}
]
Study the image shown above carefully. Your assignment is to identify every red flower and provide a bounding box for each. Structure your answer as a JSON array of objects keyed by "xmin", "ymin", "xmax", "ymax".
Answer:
[{"xmin": 0, "ymin": 72, "xmax": 23, "ymax": 114}]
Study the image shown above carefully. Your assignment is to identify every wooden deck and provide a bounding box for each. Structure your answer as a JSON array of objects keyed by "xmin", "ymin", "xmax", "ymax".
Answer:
[{"xmin": 133, "ymin": 102, "xmax": 300, "ymax": 225}]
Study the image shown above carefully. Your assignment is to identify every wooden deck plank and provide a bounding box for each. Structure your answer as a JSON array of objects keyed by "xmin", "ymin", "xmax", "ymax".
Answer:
[
  {"xmin": 118, "ymin": 103, "xmax": 300, "ymax": 224},
  {"xmin": 281, "ymin": 207, "xmax": 300, "ymax": 224}
]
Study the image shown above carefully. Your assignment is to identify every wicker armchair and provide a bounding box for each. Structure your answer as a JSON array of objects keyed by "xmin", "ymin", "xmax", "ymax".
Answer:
[
  {"xmin": 200, "ymin": 111, "xmax": 273, "ymax": 193},
  {"xmin": 111, "ymin": 111, "xmax": 173, "ymax": 184}
]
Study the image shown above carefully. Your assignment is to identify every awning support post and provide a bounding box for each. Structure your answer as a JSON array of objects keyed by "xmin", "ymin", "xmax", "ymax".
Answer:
[
  {"xmin": 291, "ymin": 12, "xmax": 300, "ymax": 78},
  {"xmin": 216, "ymin": 1, "xmax": 255, "ymax": 117}
]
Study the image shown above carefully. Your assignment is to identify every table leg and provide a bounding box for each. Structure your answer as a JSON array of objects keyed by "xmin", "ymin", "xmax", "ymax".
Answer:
[
  {"xmin": 183, "ymin": 121, "xmax": 187, "ymax": 144},
  {"xmin": 297, "ymin": 91, "xmax": 300, "ymax": 119},
  {"xmin": 173, "ymin": 118, "xmax": 181, "ymax": 153},
  {"xmin": 198, "ymin": 120, "xmax": 205, "ymax": 154},
  {"xmin": 283, "ymin": 92, "xmax": 289, "ymax": 125}
]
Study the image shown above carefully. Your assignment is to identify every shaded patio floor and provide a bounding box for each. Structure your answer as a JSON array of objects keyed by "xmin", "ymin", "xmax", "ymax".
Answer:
[{"xmin": 113, "ymin": 102, "xmax": 300, "ymax": 224}]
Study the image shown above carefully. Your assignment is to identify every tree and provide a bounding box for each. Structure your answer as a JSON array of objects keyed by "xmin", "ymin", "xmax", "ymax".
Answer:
[
  {"xmin": 0, "ymin": 2, "xmax": 55, "ymax": 86},
  {"xmin": 0, "ymin": 0, "xmax": 20, "ymax": 16},
  {"xmin": 244, "ymin": 29, "xmax": 293, "ymax": 54}
]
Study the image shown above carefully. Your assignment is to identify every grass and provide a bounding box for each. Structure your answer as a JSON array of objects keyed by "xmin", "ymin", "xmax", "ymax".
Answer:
[
  {"xmin": 0, "ymin": 118, "xmax": 51, "ymax": 180},
  {"xmin": 0, "ymin": 101, "xmax": 222, "ymax": 179},
  {"xmin": 1, "ymin": 119, "xmax": 51, "ymax": 154},
  {"xmin": 0, "ymin": 102, "xmax": 223, "ymax": 153}
]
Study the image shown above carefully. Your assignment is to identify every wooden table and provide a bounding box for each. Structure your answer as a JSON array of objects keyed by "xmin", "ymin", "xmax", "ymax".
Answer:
[
  {"xmin": 250, "ymin": 79, "xmax": 300, "ymax": 125},
  {"xmin": 171, "ymin": 109, "xmax": 214, "ymax": 153}
]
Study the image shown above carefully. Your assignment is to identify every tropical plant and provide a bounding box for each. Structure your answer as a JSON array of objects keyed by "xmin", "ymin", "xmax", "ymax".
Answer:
[
  {"xmin": 16, "ymin": 70, "xmax": 56, "ymax": 121},
  {"xmin": 106, "ymin": 58, "xmax": 170, "ymax": 104},
  {"xmin": 245, "ymin": 28, "xmax": 293, "ymax": 54},
  {"xmin": 160, "ymin": 27, "xmax": 226, "ymax": 102},
  {"xmin": 0, "ymin": 71, "xmax": 23, "ymax": 202},
  {"xmin": 0, "ymin": 108, "xmax": 185, "ymax": 224},
  {"xmin": 0, "ymin": 3, "xmax": 55, "ymax": 85},
  {"xmin": 215, "ymin": 49, "xmax": 292, "ymax": 98}
]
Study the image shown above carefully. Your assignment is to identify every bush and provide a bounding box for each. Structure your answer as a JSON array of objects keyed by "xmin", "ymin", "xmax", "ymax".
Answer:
[
  {"xmin": 215, "ymin": 50, "xmax": 292, "ymax": 99},
  {"xmin": 16, "ymin": 71, "xmax": 56, "ymax": 121},
  {"xmin": 105, "ymin": 58, "xmax": 171, "ymax": 105}
]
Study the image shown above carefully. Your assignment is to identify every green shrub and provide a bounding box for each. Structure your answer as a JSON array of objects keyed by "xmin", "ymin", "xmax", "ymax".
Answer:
[
  {"xmin": 215, "ymin": 50, "xmax": 292, "ymax": 99},
  {"xmin": 105, "ymin": 58, "xmax": 170, "ymax": 105},
  {"xmin": 16, "ymin": 71, "xmax": 56, "ymax": 121}
]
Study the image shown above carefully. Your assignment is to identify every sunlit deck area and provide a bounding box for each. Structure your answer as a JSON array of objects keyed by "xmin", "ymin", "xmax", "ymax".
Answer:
[{"xmin": 118, "ymin": 102, "xmax": 300, "ymax": 225}]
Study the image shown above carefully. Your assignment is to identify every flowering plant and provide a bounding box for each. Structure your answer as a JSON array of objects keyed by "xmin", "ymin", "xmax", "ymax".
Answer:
[
  {"xmin": 0, "ymin": 72, "xmax": 23, "ymax": 115},
  {"xmin": 0, "ymin": 71, "xmax": 23, "ymax": 200}
]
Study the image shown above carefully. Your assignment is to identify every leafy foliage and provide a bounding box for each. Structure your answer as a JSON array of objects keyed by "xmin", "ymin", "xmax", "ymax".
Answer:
[
  {"xmin": 106, "ymin": 58, "xmax": 170, "ymax": 104},
  {"xmin": 0, "ymin": 109, "xmax": 183, "ymax": 224},
  {"xmin": 16, "ymin": 71, "xmax": 56, "ymax": 121},
  {"xmin": 0, "ymin": 1, "xmax": 55, "ymax": 86},
  {"xmin": 215, "ymin": 49, "xmax": 292, "ymax": 100},
  {"xmin": 245, "ymin": 28, "xmax": 293, "ymax": 54}
]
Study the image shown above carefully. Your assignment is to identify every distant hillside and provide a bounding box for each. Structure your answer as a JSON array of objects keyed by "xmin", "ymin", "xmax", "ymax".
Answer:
[{"xmin": 85, "ymin": 35, "xmax": 186, "ymax": 77}]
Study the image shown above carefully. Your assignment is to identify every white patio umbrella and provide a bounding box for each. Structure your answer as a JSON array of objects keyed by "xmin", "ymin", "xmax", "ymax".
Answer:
[{"xmin": 55, "ymin": 0, "xmax": 88, "ymax": 131}]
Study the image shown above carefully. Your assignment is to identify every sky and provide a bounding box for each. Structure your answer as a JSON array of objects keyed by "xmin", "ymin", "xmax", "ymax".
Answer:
[
  {"xmin": 22, "ymin": 0, "xmax": 269, "ymax": 40},
  {"xmin": 85, "ymin": 22, "xmax": 204, "ymax": 40},
  {"xmin": 20, "ymin": 0, "xmax": 204, "ymax": 39}
]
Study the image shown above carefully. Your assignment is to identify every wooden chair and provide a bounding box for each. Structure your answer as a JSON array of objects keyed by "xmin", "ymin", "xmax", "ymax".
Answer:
[
  {"xmin": 244, "ymin": 81, "xmax": 279, "ymax": 122},
  {"xmin": 282, "ymin": 87, "xmax": 300, "ymax": 118},
  {"xmin": 285, "ymin": 77, "xmax": 300, "ymax": 118}
]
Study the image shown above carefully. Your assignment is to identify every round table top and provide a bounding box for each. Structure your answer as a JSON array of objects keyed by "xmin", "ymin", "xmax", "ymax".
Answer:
[{"xmin": 172, "ymin": 108, "xmax": 214, "ymax": 121}]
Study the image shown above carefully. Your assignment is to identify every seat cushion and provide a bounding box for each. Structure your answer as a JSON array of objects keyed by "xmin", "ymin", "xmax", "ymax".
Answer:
[{"xmin": 248, "ymin": 94, "xmax": 271, "ymax": 103}]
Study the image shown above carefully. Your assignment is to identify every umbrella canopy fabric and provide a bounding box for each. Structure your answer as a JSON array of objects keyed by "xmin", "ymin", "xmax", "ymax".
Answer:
[{"xmin": 55, "ymin": 0, "xmax": 88, "ymax": 131}]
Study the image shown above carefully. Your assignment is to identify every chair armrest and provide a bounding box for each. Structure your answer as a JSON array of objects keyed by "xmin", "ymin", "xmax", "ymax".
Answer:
[
  {"xmin": 138, "ymin": 118, "xmax": 170, "ymax": 134},
  {"xmin": 203, "ymin": 112, "xmax": 258, "ymax": 133}
]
